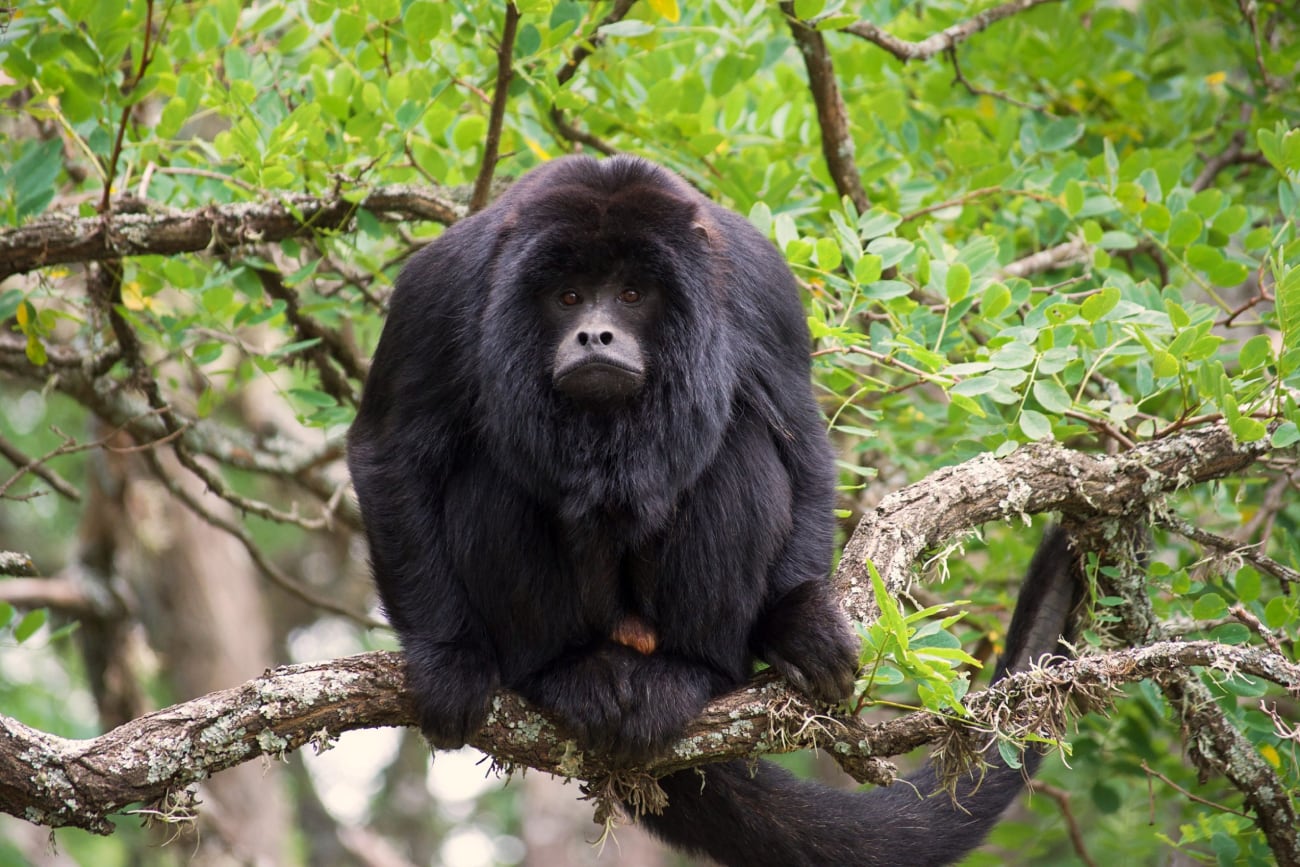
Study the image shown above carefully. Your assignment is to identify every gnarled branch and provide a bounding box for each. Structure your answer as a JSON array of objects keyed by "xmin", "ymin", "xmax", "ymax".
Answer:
[{"xmin": 0, "ymin": 186, "xmax": 465, "ymax": 282}]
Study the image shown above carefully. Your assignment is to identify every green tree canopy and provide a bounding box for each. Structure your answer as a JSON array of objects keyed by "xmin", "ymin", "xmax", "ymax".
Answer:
[{"xmin": 1, "ymin": 2, "xmax": 1297, "ymax": 865}]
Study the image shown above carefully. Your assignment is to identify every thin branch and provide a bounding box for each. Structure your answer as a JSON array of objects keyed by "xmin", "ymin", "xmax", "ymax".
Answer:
[
  {"xmin": 0, "ymin": 332, "xmax": 350, "ymax": 511},
  {"xmin": 999, "ymin": 238, "xmax": 1090, "ymax": 280},
  {"xmin": 137, "ymin": 448, "xmax": 380, "ymax": 628},
  {"xmin": 0, "ymin": 431, "xmax": 82, "ymax": 501},
  {"xmin": 253, "ymin": 266, "xmax": 366, "ymax": 404},
  {"xmin": 470, "ymin": 4, "xmax": 520, "ymax": 213},
  {"xmin": 843, "ymin": 0, "xmax": 1063, "ymax": 63},
  {"xmin": 782, "ymin": 3, "xmax": 871, "ymax": 213},
  {"xmin": 1192, "ymin": 128, "xmax": 1269, "ymax": 193},
  {"xmin": 548, "ymin": 0, "xmax": 637, "ymax": 153},
  {"xmin": 1158, "ymin": 513, "xmax": 1300, "ymax": 588},
  {"xmin": 1026, "ymin": 781, "xmax": 1100, "ymax": 867},
  {"xmin": 1235, "ymin": 0, "xmax": 1282, "ymax": 91},
  {"xmin": 946, "ymin": 46, "xmax": 1053, "ymax": 115},
  {"xmin": 100, "ymin": 0, "xmax": 158, "ymax": 214},
  {"xmin": 0, "ymin": 576, "xmax": 97, "ymax": 616}
]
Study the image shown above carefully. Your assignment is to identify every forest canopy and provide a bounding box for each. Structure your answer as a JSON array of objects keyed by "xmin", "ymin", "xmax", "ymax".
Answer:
[{"xmin": 1, "ymin": 2, "xmax": 1298, "ymax": 866}]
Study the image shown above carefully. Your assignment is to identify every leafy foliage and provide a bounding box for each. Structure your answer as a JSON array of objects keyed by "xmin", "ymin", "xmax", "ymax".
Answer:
[{"xmin": 1, "ymin": 1, "xmax": 1298, "ymax": 864}]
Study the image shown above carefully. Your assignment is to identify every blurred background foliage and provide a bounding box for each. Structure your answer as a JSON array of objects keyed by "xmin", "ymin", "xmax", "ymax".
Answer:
[{"xmin": 0, "ymin": 1, "xmax": 1297, "ymax": 865}]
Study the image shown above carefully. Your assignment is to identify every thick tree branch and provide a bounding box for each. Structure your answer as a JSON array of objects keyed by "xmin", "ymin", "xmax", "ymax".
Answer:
[
  {"xmin": 836, "ymin": 424, "xmax": 1270, "ymax": 621},
  {"xmin": 2, "ymin": 641, "xmax": 1296, "ymax": 835},
  {"xmin": 843, "ymin": 0, "xmax": 1062, "ymax": 63},
  {"xmin": 0, "ymin": 186, "xmax": 465, "ymax": 282},
  {"xmin": 1, "ymin": 424, "xmax": 1287, "ymax": 837}
]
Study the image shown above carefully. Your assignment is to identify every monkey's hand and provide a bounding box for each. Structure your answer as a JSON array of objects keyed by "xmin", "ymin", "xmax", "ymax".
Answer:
[
  {"xmin": 403, "ymin": 643, "xmax": 501, "ymax": 750},
  {"xmin": 756, "ymin": 580, "xmax": 858, "ymax": 704}
]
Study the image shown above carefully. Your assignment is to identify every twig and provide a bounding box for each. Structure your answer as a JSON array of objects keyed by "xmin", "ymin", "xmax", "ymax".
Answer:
[
  {"xmin": 946, "ymin": 46, "xmax": 1052, "ymax": 115},
  {"xmin": 843, "ymin": 0, "xmax": 1063, "ymax": 63},
  {"xmin": 1139, "ymin": 761, "xmax": 1251, "ymax": 819},
  {"xmin": 1192, "ymin": 128, "xmax": 1269, "ymax": 192},
  {"xmin": 1027, "ymin": 781, "xmax": 1099, "ymax": 867},
  {"xmin": 253, "ymin": 266, "xmax": 365, "ymax": 404},
  {"xmin": 100, "ymin": 0, "xmax": 158, "ymax": 214},
  {"xmin": 548, "ymin": 0, "xmax": 637, "ymax": 153},
  {"xmin": 1157, "ymin": 514, "xmax": 1300, "ymax": 589},
  {"xmin": 0, "ymin": 432, "xmax": 82, "ymax": 501}
]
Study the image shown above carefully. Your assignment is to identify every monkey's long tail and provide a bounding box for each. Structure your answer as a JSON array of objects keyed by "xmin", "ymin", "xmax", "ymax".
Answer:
[{"xmin": 641, "ymin": 528, "xmax": 1083, "ymax": 867}]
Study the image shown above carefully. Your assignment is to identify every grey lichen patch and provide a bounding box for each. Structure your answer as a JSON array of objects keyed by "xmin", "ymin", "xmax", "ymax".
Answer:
[
  {"xmin": 556, "ymin": 740, "xmax": 584, "ymax": 778},
  {"xmin": 998, "ymin": 477, "xmax": 1034, "ymax": 517},
  {"xmin": 308, "ymin": 727, "xmax": 337, "ymax": 755},
  {"xmin": 256, "ymin": 729, "xmax": 290, "ymax": 760},
  {"xmin": 254, "ymin": 668, "xmax": 364, "ymax": 715},
  {"xmin": 671, "ymin": 720, "xmax": 754, "ymax": 761}
]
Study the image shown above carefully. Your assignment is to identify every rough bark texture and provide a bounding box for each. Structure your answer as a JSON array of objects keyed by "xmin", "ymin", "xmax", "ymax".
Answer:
[{"xmin": 0, "ymin": 186, "xmax": 464, "ymax": 281}]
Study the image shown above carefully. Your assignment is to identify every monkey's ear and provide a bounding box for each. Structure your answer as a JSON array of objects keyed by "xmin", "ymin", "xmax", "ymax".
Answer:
[{"xmin": 692, "ymin": 222, "xmax": 712, "ymax": 244}]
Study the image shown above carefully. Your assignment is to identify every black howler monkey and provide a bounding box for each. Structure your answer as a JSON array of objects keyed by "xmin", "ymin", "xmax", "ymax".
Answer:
[{"xmin": 348, "ymin": 156, "xmax": 1081, "ymax": 866}]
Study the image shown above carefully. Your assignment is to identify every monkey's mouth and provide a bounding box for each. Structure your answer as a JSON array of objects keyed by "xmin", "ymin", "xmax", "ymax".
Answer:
[{"xmin": 553, "ymin": 359, "xmax": 645, "ymax": 404}]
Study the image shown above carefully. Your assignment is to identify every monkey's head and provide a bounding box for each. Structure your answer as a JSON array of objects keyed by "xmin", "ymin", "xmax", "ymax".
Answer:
[
  {"xmin": 542, "ymin": 273, "xmax": 663, "ymax": 406},
  {"xmin": 475, "ymin": 156, "xmax": 738, "ymax": 519}
]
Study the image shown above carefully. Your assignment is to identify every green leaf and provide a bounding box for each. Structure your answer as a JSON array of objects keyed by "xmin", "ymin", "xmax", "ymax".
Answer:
[
  {"xmin": 1264, "ymin": 596, "xmax": 1292, "ymax": 630},
  {"xmin": 815, "ymin": 237, "xmax": 841, "ymax": 271},
  {"xmin": 1191, "ymin": 593, "xmax": 1227, "ymax": 620},
  {"xmin": 945, "ymin": 262, "xmax": 971, "ymax": 304},
  {"xmin": 1257, "ymin": 127, "xmax": 1281, "ymax": 170},
  {"xmin": 857, "ymin": 211, "xmax": 901, "ymax": 240},
  {"xmin": 1152, "ymin": 350, "xmax": 1179, "ymax": 379},
  {"xmin": 289, "ymin": 387, "xmax": 336, "ymax": 408},
  {"xmin": 1167, "ymin": 211, "xmax": 1203, "ymax": 246},
  {"xmin": 998, "ymin": 740, "xmax": 1024, "ymax": 770},
  {"xmin": 452, "ymin": 115, "xmax": 488, "ymax": 151},
  {"xmin": 1275, "ymin": 265, "xmax": 1299, "ymax": 347},
  {"xmin": 1019, "ymin": 409, "xmax": 1052, "ymax": 441},
  {"xmin": 981, "ymin": 282, "xmax": 1011, "ymax": 319},
  {"xmin": 1235, "ymin": 568, "xmax": 1261, "ymax": 603},
  {"xmin": 989, "ymin": 341, "xmax": 1035, "ymax": 370},
  {"xmin": 1032, "ymin": 379, "xmax": 1071, "ymax": 413},
  {"xmin": 12, "ymin": 139, "xmax": 62, "ymax": 220},
  {"xmin": 1063, "ymin": 180, "xmax": 1084, "ymax": 216},
  {"xmin": 951, "ymin": 375, "xmax": 999, "ymax": 397},
  {"xmin": 1229, "ymin": 416, "xmax": 1267, "ymax": 442},
  {"xmin": 1141, "ymin": 202, "xmax": 1171, "ymax": 232},
  {"xmin": 1080, "ymin": 286, "xmax": 1120, "ymax": 322},
  {"xmin": 854, "ymin": 254, "xmax": 883, "ymax": 285},
  {"xmin": 14, "ymin": 608, "xmax": 47, "ymax": 642},
  {"xmin": 1039, "ymin": 119, "xmax": 1083, "ymax": 152},
  {"xmin": 1271, "ymin": 422, "xmax": 1299, "ymax": 448}
]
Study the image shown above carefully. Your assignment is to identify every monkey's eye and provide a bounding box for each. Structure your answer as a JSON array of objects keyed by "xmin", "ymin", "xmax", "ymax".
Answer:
[
  {"xmin": 618, "ymin": 289, "xmax": 642, "ymax": 304},
  {"xmin": 559, "ymin": 290, "xmax": 581, "ymax": 306}
]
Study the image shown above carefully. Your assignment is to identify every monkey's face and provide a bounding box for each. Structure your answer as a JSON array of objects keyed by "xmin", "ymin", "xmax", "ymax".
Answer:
[{"xmin": 542, "ymin": 278, "xmax": 664, "ymax": 406}]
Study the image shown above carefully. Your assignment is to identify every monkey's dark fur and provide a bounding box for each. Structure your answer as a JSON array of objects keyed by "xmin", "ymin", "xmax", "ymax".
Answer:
[{"xmin": 348, "ymin": 156, "xmax": 1081, "ymax": 866}]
